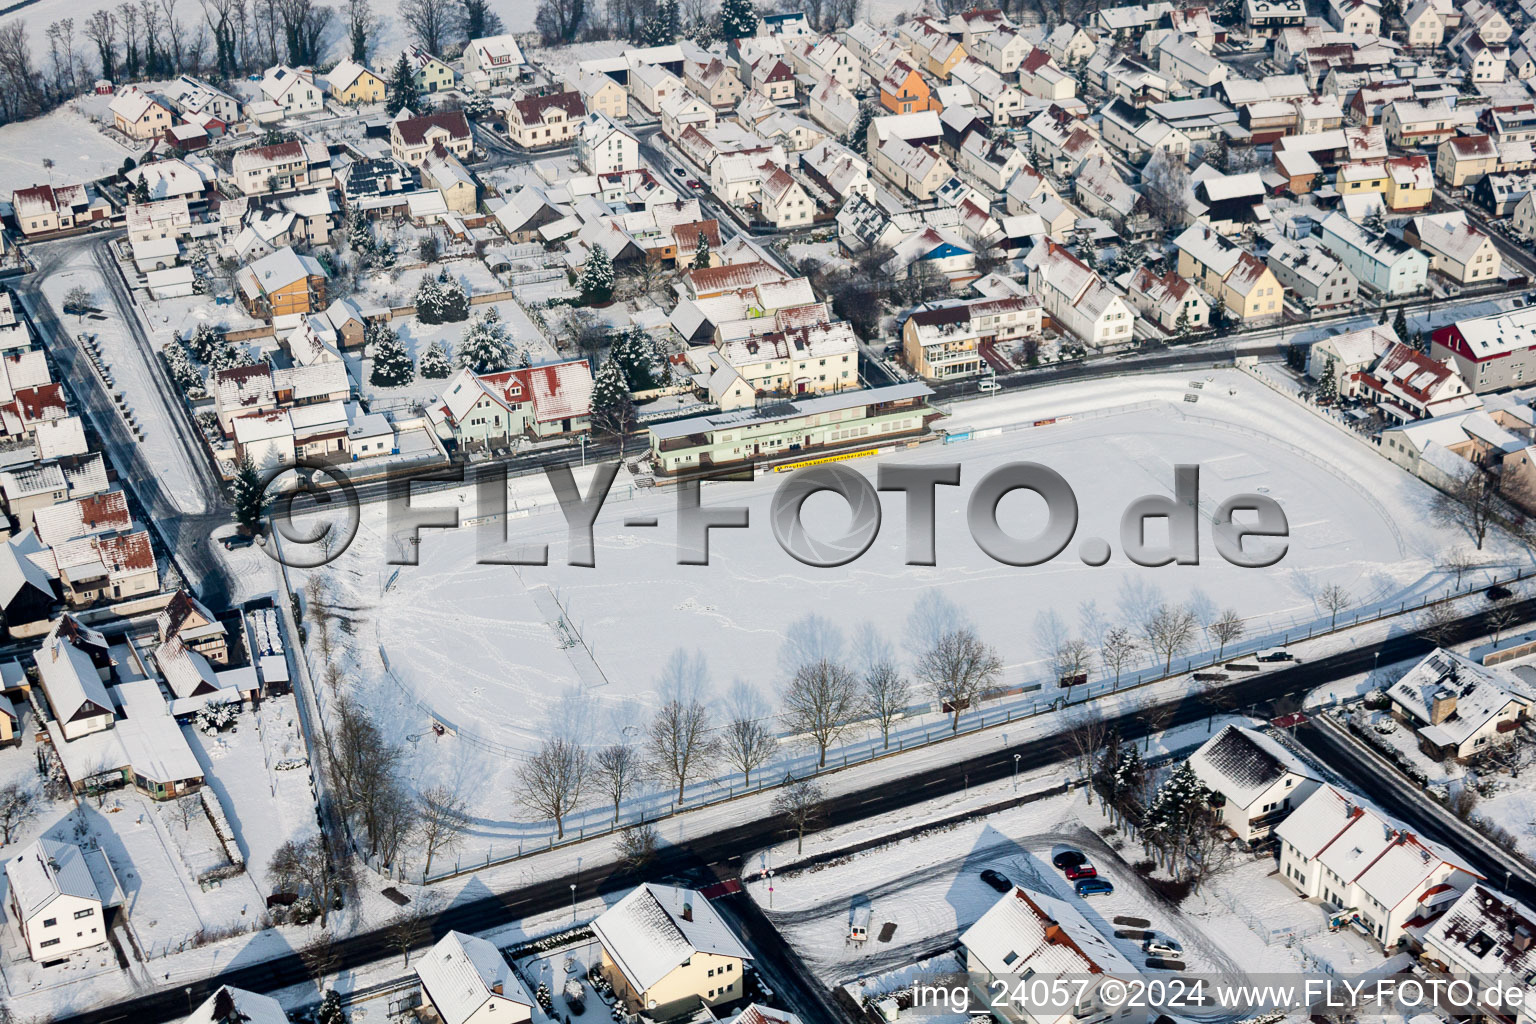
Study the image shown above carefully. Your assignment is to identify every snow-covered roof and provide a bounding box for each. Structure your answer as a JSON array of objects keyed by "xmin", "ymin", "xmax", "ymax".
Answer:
[
  {"xmin": 592, "ymin": 884, "xmax": 754, "ymax": 993},
  {"xmin": 1188, "ymin": 725, "xmax": 1318, "ymax": 810},
  {"xmin": 415, "ymin": 931, "xmax": 532, "ymax": 1024},
  {"xmin": 1422, "ymin": 885, "xmax": 1536, "ymax": 984},
  {"xmin": 33, "ymin": 616, "xmax": 112, "ymax": 726},
  {"xmin": 961, "ymin": 886, "xmax": 1139, "ymax": 979},
  {"xmin": 1387, "ymin": 648, "xmax": 1531, "ymax": 748},
  {"xmin": 188, "ymin": 987, "xmax": 291, "ymax": 1024},
  {"xmin": 5, "ymin": 838, "xmax": 111, "ymax": 920}
]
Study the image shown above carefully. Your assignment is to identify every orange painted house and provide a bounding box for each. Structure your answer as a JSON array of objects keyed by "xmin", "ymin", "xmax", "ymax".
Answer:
[
  {"xmin": 236, "ymin": 247, "xmax": 329, "ymax": 320},
  {"xmin": 880, "ymin": 60, "xmax": 934, "ymax": 114}
]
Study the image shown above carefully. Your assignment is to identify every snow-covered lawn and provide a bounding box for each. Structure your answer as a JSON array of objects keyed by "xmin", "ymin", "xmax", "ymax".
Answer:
[
  {"xmin": 313, "ymin": 367, "xmax": 1497, "ymax": 756},
  {"xmin": 0, "ymin": 102, "xmax": 135, "ymax": 194}
]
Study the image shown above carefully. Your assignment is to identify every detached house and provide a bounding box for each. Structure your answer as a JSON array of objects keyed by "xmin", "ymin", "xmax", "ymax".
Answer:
[
  {"xmin": 1124, "ymin": 267, "xmax": 1210, "ymax": 334},
  {"xmin": 1173, "ymin": 225, "xmax": 1284, "ymax": 321},
  {"xmin": 325, "ymin": 59, "xmax": 385, "ymax": 105},
  {"xmin": 236, "ymin": 247, "xmax": 328, "ymax": 319},
  {"xmin": 1188, "ymin": 724, "xmax": 1320, "ymax": 842},
  {"xmin": 1276, "ymin": 784, "xmax": 1481, "ymax": 947},
  {"xmin": 1404, "ymin": 211, "xmax": 1502, "ymax": 285},
  {"xmin": 1387, "ymin": 648, "xmax": 1531, "ymax": 761},
  {"xmin": 5, "ymin": 839, "xmax": 120, "ymax": 962},
  {"xmin": 260, "ymin": 65, "xmax": 323, "ymax": 117},
  {"xmin": 577, "ymin": 113, "xmax": 640, "ymax": 175},
  {"xmin": 11, "ymin": 184, "xmax": 109, "ymax": 237},
  {"xmin": 416, "ymin": 931, "xmax": 534, "ymax": 1024},
  {"xmin": 879, "ymin": 60, "xmax": 934, "ymax": 114},
  {"xmin": 592, "ymin": 883, "xmax": 755, "ymax": 1019},
  {"xmin": 505, "ymin": 91, "xmax": 585, "ymax": 150},
  {"xmin": 110, "ymin": 86, "xmax": 173, "ymax": 139},
  {"xmin": 1318, "ymin": 212, "xmax": 1429, "ymax": 297},
  {"xmin": 391, "ymin": 111, "xmax": 473, "ymax": 166},
  {"xmin": 1026, "ymin": 240, "xmax": 1136, "ymax": 349},
  {"xmin": 464, "ymin": 34, "xmax": 525, "ymax": 91},
  {"xmin": 429, "ymin": 361, "xmax": 593, "ymax": 449},
  {"xmin": 901, "ymin": 295, "xmax": 1042, "ymax": 379},
  {"xmin": 686, "ymin": 58, "xmax": 746, "ymax": 108},
  {"xmin": 400, "ymin": 46, "xmax": 456, "ymax": 93}
]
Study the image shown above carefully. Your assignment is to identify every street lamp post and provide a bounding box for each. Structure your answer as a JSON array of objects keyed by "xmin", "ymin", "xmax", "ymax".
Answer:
[
  {"xmin": 1013, "ymin": 753, "xmax": 1021, "ymax": 790},
  {"xmin": 578, "ymin": 433, "xmax": 590, "ymax": 467},
  {"xmin": 570, "ymin": 882, "xmax": 576, "ymax": 920}
]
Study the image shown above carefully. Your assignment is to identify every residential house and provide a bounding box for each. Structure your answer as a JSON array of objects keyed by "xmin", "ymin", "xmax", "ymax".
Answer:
[
  {"xmin": 236, "ymin": 247, "xmax": 328, "ymax": 320},
  {"xmin": 974, "ymin": 25, "xmax": 1036, "ymax": 73},
  {"xmin": 419, "ymin": 144, "xmax": 480, "ymax": 215},
  {"xmin": 630, "ymin": 63, "xmax": 683, "ymax": 114},
  {"xmin": 1156, "ymin": 33, "xmax": 1229, "ymax": 90},
  {"xmin": 1307, "ymin": 325, "xmax": 1397, "ymax": 397},
  {"xmin": 879, "ymin": 61, "xmax": 933, "ymax": 115},
  {"xmin": 1026, "ymin": 240, "xmax": 1137, "ymax": 348},
  {"xmin": 325, "ymin": 59, "xmax": 384, "ymax": 104},
  {"xmin": 1028, "ymin": 109, "xmax": 1108, "ymax": 176},
  {"xmin": 900, "ymin": 17, "xmax": 968, "ymax": 80},
  {"xmin": 1327, "ymin": 0, "xmax": 1382, "ymax": 34},
  {"xmin": 415, "ymin": 931, "xmax": 534, "ymax": 1024},
  {"xmin": 1266, "ymin": 233, "xmax": 1360, "ymax": 310},
  {"xmin": 1384, "ymin": 100, "xmax": 1464, "ymax": 149},
  {"xmin": 400, "ymin": 46, "xmax": 456, "ymax": 93},
  {"xmin": 577, "ymin": 113, "xmax": 640, "ymax": 175},
  {"xmin": 11, "ymin": 184, "xmax": 109, "ymax": 237},
  {"xmin": 1173, "ymin": 225, "xmax": 1285, "ymax": 321},
  {"xmin": 1124, "ymin": 267, "xmax": 1211, "ymax": 334},
  {"xmin": 392, "ymin": 111, "xmax": 473, "ymax": 166},
  {"xmin": 686, "ymin": 58, "xmax": 746, "ymax": 108},
  {"xmin": 1475, "ymin": 169, "xmax": 1536, "ymax": 215},
  {"xmin": 710, "ymin": 321, "xmax": 859, "ymax": 397},
  {"xmin": 1188, "ymin": 724, "xmax": 1321, "ymax": 842},
  {"xmin": 1073, "ymin": 156, "xmax": 1140, "ymax": 225},
  {"xmin": 110, "ymin": 86, "xmax": 173, "ymax": 139},
  {"xmin": 1437, "ymin": 134, "xmax": 1501, "ymax": 187},
  {"xmin": 1017, "ymin": 49, "xmax": 1077, "ymax": 103},
  {"xmin": 1385, "ymin": 155, "xmax": 1434, "ymax": 211},
  {"xmin": 593, "ymin": 883, "xmax": 755, "ymax": 1018},
  {"xmin": 162, "ymin": 75, "xmax": 241, "ymax": 128},
  {"xmin": 872, "ymin": 137, "xmax": 954, "ymax": 200},
  {"xmin": 5, "ymin": 839, "xmax": 119, "ymax": 962},
  {"xmin": 1276, "ymin": 784, "xmax": 1481, "ymax": 947},
  {"xmin": 1433, "ymin": 306, "xmax": 1536, "ymax": 392},
  {"xmin": 1387, "ymin": 648, "xmax": 1530, "ymax": 761},
  {"xmin": 1353, "ymin": 341, "xmax": 1478, "ymax": 421},
  {"xmin": 1404, "ymin": 212, "xmax": 1502, "ymax": 285},
  {"xmin": 575, "ymin": 72, "xmax": 628, "ymax": 120},
  {"xmin": 188, "ymin": 988, "xmax": 291, "ymax": 1024},
  {"xmin": 1405, "ymin": 0, "xmax": 1450, "ymax": 46},
  {"xmin": 807, "ymin": 80, "xmax": 860, "ymax": 137},
  {"xmin": 157, "ymin": 589, "xmax": 229, "ymax": 665},
  {"xmin": 1246, "ymin": 0, "xmax": 1307, "ymax": 35},
  {"xmin": 1420, "ymin": 886, "xmax": 1536, "ymax": 1012},
  {"xmin": 1456, "ymin": 29, "xmax": 1510, "ymax": 82},
  {"xmin": 1318, "ymin": 212, "xmax": 1429, "ymax": 297},
  {"xmin": 753, "ymin": 163, "xmax": 814, "ymax": 228},
  {"xmin": 961, "ymin": 886, "xmax": 1146, "ymax": 1024},
  {"xmin": 505, "ymin": 92, "xmax": 585, "ymax": 150},
  {"xmin": 660, "ymin": 91, "xmax": 717, "ymax": 142},
  {"xmin": 260, "ymin": 66, "xmax": 323, "ymax": 117},
  {"xmin": 801, "ymin": 141, "xmax": 874, "ymax": 204},
  {"xmin": 901, "ymin": 296, "xmax": 1042, "ymax": 379},
  {"xmin": 428, "ymin": 361, "xmax": 592, "ymax": 450},
  {"xmin": 33, "ymin": 616, "xmax": 114, "ymax": 740},
  {"xmin": 231, "ymin": 140, "xmax": 328, "ymax": 196},
  {"xmin": 464, "ymin": 35, "xmax": 525, "ymax": 91}
]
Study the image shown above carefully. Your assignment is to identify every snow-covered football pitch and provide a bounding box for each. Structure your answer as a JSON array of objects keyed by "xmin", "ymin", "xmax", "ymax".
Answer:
[{"xmin": 306, "ymin": 368, "xmax": 1501, "ymax": 765}]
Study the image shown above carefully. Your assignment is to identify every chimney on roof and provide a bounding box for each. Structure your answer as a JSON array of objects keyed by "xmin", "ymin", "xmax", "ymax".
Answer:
[
  {"xmin": 1431, "ymin": 688, "xmax": 1458, "ymax": 725},
  {"xmin": 681, "ymin": 900, "xmax": 693, "ymax": 922},
  {"xmin": 1044, "ymin": 919, "xmax": 1064, "ymax": 944}
]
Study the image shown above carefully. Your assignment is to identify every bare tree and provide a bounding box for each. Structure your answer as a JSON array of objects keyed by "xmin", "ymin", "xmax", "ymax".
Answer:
[
  {"xmin": 593, "ymin": 741, "xmax": 640, "ymax": 824},
  {"xmin": 1099, "ymin": 626, "xmax": 1139, "ymax": 685},
  {"xmin": 1066, "ymin": 713, "xmax": 1107, "ymax": 785},
  {"xmin": 1488, "ymin": 600, "xmax": 1521, "ymax": 644},
  {"xmin": 171, "ymin": 794, "xmax": 200, "ymax": 832},
  {"xmin": 1142, "ymin": 604, "xmax": 1199, "ymax": 673},
  {"xmin": 517, "ymin": 736, "xmax": 589, "ymax": 840},
  {"xmin": 1432, "ymin": 471, "xmax": 1501, "ymax": 550},
  {"xmin": 1139, "ymin": 148, "xmax": 1191, "ymax": 231},
  {"xmin": 0, "ymin": 782, "xmax": 38, "ymax": 845},
  {"xmin": 269, "ymin": 834, "xmax": 343, "ymax": 928},
  {"xmin": 648, "ymin": 697, "xmax": 717, "ymax": 803},
  {"xmin": 399, "ymin": 0, "xmax": 454, "ymax": 46},
  {"xmin": 63, "ymin": 286, "xmax": 93, "ymax": 320},
  {"xmin": 301, "ymin": 931, "xmax": 341, "ymax": 987},
  {"xmin": 616, "ymin": 821, "xmax": 659, "ymax": 870},
  {"xmin": 782, "ymin": 659, "xmax": 862, "ymax": 767},
  {"xmin": 343, "ymin": 0, "xmax": 374, "ymax": 59},
  {"xmin": 416, "ymin": 784, "xmax": 466, "ymax": 878},
  {"xmin": 1318, "ymin": 584, "xmax": 1351, "ymax": 630},
  {"xmin": 862, "ymin": 659, "xmax": 910, "ymax": 749},
  {"xmin": 323, "ymin": 694, "xmax": 412, "ymax": 862},
  {"xmin": 1442, "ymin": 548, "xmax": 1481, "ymax": 588},
  {"xmin": 773, "ymin": 779, "xmax": 826, "ymax": 855},
  {"xmin": 385, "ymin": 907, "xmax": 429, "ymax": 967},
  {"xmin": 1420, "ymin": 601, "xmax": 1460, "ymax": 648},
  {"xmin": 534, "ymin": 0, "xmax": 587, "ymax": 42},
  {"xmin": 1206, "ymin": 609, "xmax": 1245, "ymax": 660},
  {"xmin": 1051, "ymin": 637, "xmax": 1094, "ymax": 686},
  {"xmin": 915, "ymin": 627, "xmax": 1003, "ymax": 733},
  {"xmin": 720, "ymin": 714, "xmax": 776, "ymax": 787}
]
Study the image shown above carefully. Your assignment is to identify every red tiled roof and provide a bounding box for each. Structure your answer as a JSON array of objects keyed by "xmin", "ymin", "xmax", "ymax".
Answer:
[
  {"xmin": 512, "ymin": 90, "xmax": 585, "ymax": 125},
  {"xmin": 393, "ymin": 111, "xmax": 471, "ymax": 147}
]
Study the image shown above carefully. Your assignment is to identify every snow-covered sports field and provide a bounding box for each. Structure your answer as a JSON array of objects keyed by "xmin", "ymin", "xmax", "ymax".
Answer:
[{"xmin": 309, "ymin": 368, "xmax": 1504, "ymax": 765}]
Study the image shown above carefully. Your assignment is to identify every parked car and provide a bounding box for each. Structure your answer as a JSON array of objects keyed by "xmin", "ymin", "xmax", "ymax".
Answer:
[
  {"xmin": 1064, "ymin": 864, "xmax": 1097, "ymax": 881},
  {"xmin": 220, "ymin": 534, "xmax": 255, "ymax": 550},
  {"xmin": 674, "ymin": 166, "xmax": 687, "ymax": 177},
  {"xmin": 1144, "ymin": 935, "xmax": 1182, "ymax": 958},
  {"xmin": 978, "ymin": 378, "xmax": 1001, "ymax": 393},
  {"xmin": 1256, "ymin": 648, "xmax": 1294, "ymax": 662},
  {"xmin": 1075, "ymin": 877, "xmax": 1114, "ymax": 898},
  {"xmin": 686, "ymin": 178, "xmax": 702, "ymax": 189},
  {"xmin": 980, "ymin": 869, "xmax": 1011, "ymax": 892},
  {"xmin": 1053, "ymin": 850, "xmax": 1086, "ymax": 870},
  {"xmin": 1487, "ymin": 585, "xmax": 1514, "ymax": 601}
]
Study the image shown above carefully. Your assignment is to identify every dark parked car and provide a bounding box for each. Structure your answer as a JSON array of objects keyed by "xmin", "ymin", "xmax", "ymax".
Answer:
[
  {"xmin": 674, "ymin": 166, "xmax": 687, "ymax": 177},
  {"xmin": 1488, "ymin": 585, "xmax": 1514, "ymax": 601},
  {"xmin": 1256, "ymin": 648, "xmax": 1294, "ymax": 662},
  {"xmin": 1052, "ymin": 850, "xmax": 1086, "ymax": 871},
  {"xmin": 1064, "ymin": 864, "xmax": 1098, "ymax": 881},
  {"xmin": 1076, "ymin": 877, "xmax": 1114, "ymax": 898},
  {"xmin": 980, "ymin": 869, "xmax": 1011, "ymax": 893},
  {"xmin": 220, "ymin": 534, "xmax": 254, "ymax": 550}
]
